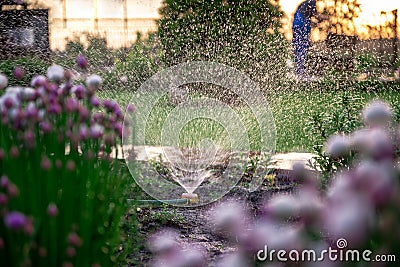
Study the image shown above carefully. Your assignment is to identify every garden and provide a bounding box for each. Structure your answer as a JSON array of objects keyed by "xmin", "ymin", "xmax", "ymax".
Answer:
[{"xmin": 1, "ymin": 0, "xmax": 400, "ymax": 266}]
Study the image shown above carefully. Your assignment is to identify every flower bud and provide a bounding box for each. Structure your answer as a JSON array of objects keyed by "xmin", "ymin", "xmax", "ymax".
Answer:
[
  {"xmin": 90, "ymin": 124, "xmax": 104, "ymax": 139},
  {"xmin": 66, "ymin": 160, "xmax": 76, "ymax": 172},
  {"xmin": 263, "ymin": 194, "xmax": 299, "ymax": 220},
  {"xmin": 0, "ymin": 74, "xmax": 8, "ymax": 90},
  {"xmin": 147, "ymin": 229, "xmax": 180, "ymax": 255},
  {"xmin": 71, "ymin": 85, "xmax": 85, "ymax": 100},
  {"xmin": 86, "ymin": 74, "xmax": 102, "ymax": 93},
  {"xmin": 4, "ymin": 211, "xmax": 26, "ymax": 230},
  {"xmin": 0, "ymin": 193, "xmax": 8, "ymax": 205},
  {"xmin": 90, "ymin": 96, "xmax": 100, "ymax": 107},
  {"xmin": 0, "ymin": 175, "xmax": 8, "ymax": 188},
  {"xmin": 9, "ymin": 146, "xmax": 19, "ymax": 158},
  {"xmin": 362, "ymin": 100, "xmax": 392, "ymax": 128},
  {"xmin": 31, "ymin": 75, "xmax": 47, "ymax": 87},
  {"xmin": 47, "ymin": 65, "xmax": 64, "ymax": 82},
  {"xmin": 47, "ymin": 203, "xmax": 58, "ymax": 217},
  {"xmin": 211, "ymin": 201, "xmax": 246, "ymax": 237},
  {"xmin": 13, "ymin": 66, "xmax": 24, "ymax": 80},
  {"xmin": 7, "ymin": 182, "xmax": 19, "ymax": 198},
  {"xmin": 67, "ymin": 232, "xmax": 82, "ymax": 247},
  {"xmin": 76, "ymin": 54, "xmax": 88, "ymax": 69},
  {"xmin": 66, "ymin": 246, "xmax": 76, "ymax": 258},
  {"xmin": 325, "ymin": 134, "xmax": 350, "ymax": 158}
]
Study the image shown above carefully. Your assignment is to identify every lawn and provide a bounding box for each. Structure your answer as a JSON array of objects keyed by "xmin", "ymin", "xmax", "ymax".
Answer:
[{"xmin": 98, "ymin": 81, "xmax": 400, "ymax": 153}]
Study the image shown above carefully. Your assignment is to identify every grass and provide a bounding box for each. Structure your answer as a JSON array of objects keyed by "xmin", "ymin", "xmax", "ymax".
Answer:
[{"xmin": 98, "ymin": 81, "xmax": 400, "ymax": 153}]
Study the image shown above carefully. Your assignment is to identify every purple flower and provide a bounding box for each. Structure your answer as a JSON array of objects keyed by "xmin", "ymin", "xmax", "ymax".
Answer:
[
  {"xmin": 362, "ymin": 101, "xmax": 392, "ymax": 127},
  {"xmin": 325, "ymin": 134, "xmax": 350, "ymax": 158},
  {"xmin": 41, "ymin": 156, "xmax": 52, "ymax": 170},
  {"xmin": 9, "ymin": 146, "xmax": 19, "ymax": 158},
  {"xmin": 76, "ymin": 54, "xmax": 88, "ymax": 69},
  {"xmin": 115, "ymin": 108, "xmax": 123, "ymax": 120},
  {"xmin": 47, "ymin": 65, "xmax": 64, "ymax": 82},
  {"xmin": 31, "ymin": 75, "xmax": 47, "ymax": 87},
  {"xmin": 147, "ymin": 229, "xmax": 180, "ymax": 255},
  {"xmin": 25, "ymin": 103, "xmax": 38, "ymax": 119},
  {"xmin": 0, "ymin": 74, "xmax": 8, "ymax": 90},
  {"xmin": 89, "ymin": 124, "xmax": 104, "ymax": 139},
  {"xmin": 211, "ymin": 201, "xmax": 247, "ymax": 237},
  {"xmin": 92, "ymin": 112, "xmax": 104, "ymax": 123},
  {"xmin": 103, "ymin": 99, "xmax": 111, "ymax": 109},
  {"xmin": 263, "ymin": 194, "xmax": 299, "ymax": 220},
  {"xmin": 103, "ymin": 132, "xmax": 116, "ymax": 146},
  {"xmin": 55, "ymin": 159, "xmax": 62, "ymax": 169},
  {"xmin": 86, "ymin": 74, "xmax": 102, "ymax": 91},
  {"xmin": 66, "ymin": 246, "xmax": 76, "ymax": 258},
  {"xmin": 64, "ymin": 70, "xmax": 73, "ymax": 81},
  {"xmin": 90, "ymin": 96, "xmax": 100, "ymax": 107},
  {"xmin": 0, "ymin": 175, "xmax": 8, "ymax": 188},
  {"xmin": 4, "ymin": 211, "xmax": 26, "ymax": 230},
  {"xmin": 71, "ymin": 85, "xmax": 85, "ymax": 100},
  {"xmin": 354, "ymin": 161, "xmax": 396, "ymax": 206},
  {"xmin": 66, "ymin": 160, "xmax": 76, "ymax": 172},
  {"xmin": 47, "ymin": 103, "xmax": 61, "ymax": 115},
  {"xmin": 7, "ymin": 183, "xmax": 19, "ymax": 198},
  {"xmin": 78, "ymin": 106, "xmax": 89, "ymax": 121},
  {"xmin": 24, "ymin": 130, "xmax": 35, "ymax": 145},
  {"xmin": 79, "ymin": 124, "xmax": 89, "ymax": 140},
  {"xmin": 47, "ymin": 203, "xmax": 59, "ymax": 217},
  {"xmin": 67, "ymin": 232, "xmax": 82, "ymax": 247},
  {"xmin": 4, "ymin": 97, "xmax": 16, "ymax": 109},
  {"xmin": 113, "ymin": 122, "xmax": 123, "ymax": 138},
  {"xmin": 126, "ymin": 104, "xmax": 135, "ymax": 113},
  {"xmin": 13, "ymin": 66, "xmax": 24, "ymax": 80},
  {"xmin": 0, "ymin": 193, "xmax": 8, "ymax": 205},
  {"xmin": 65, "ymin": 98, "xmax": 79, "ymax": 113},
  {"xmin": 39, "ymin": 121, "xmax": 53, "ymax": 133},
  {"xmin": 323, "ymin": 193, "xmax": 374, "ymax": 247}
]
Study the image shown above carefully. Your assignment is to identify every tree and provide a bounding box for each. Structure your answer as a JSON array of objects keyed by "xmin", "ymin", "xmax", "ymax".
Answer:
[
  {"xmin": 318, "ymin": 0, "xmax": 361, "ymax": 36},
  {"xmin": 157, "ymin": 0, "xmax": 289, "ymax": 89}
]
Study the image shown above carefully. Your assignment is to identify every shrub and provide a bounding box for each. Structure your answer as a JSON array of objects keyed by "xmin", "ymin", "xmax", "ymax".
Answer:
[
  {"xmin": 102, "ymin": 32, "xmax": 163, "ymax": 93},
  {"xmin": 305, "ymin": 92, "xmax": 362, "ymax": 186},
  {"xmin": 0, "ymin": 56, "xmax": 48, "ymax": 87}
]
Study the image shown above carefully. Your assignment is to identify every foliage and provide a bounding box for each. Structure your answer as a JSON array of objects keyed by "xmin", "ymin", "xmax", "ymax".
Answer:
[
  {"xmin": 102, "ymin": 32, "xmax": 164, "ymax": 93},
  {"xmin": 0, "ymin": 61, "xmax": 135, "ymax": 266},
  {"xmin": 54, "ymin": 34, "xmax": 116, "ymax": 71},
  {"xmin": 318, "ymin": 0, "xmax": 362, "ymax": 36},
  {"xmin": 0, "ymin": 56, "xmax": 48, "ymax": 87},
  {"xmin": 99, "ymin": 83, "xmax": 400, "ymax": 153},
  {"xmin": 354, "ymin": 53, "xmax": 380, "ymax": 71},
  {"xmin": 157, "ymin": 0, "xmax": 289, "ymax": 89},
  {"xmin": 305, "ymin": 92, "xmax": 362, "ymax": 184}
]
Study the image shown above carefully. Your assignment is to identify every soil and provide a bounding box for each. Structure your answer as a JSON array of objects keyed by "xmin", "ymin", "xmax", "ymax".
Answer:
[{"xmin": 129, "ymin": 171, "xmax": 297, "ymax": 267}]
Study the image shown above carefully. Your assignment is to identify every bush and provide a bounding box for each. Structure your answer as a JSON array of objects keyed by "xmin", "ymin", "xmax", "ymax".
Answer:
[
  {"xmin": 305, "ymin": 92, "xmax": 362, "ymax": 185},
  {"xmin": 0, "ymin": 56, "xmax": 48, "ymax": 87},
  {"xmin": 102, "ymin": 33, "xmax": 163, "ymax": 93},
  {"xmin": 0, "ymin": 60, "xmax": 134, "ymax": 266}
]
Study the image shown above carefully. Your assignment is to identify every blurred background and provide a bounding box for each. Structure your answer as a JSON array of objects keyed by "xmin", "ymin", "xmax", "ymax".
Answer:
[{"xmin": 2, "ymin": 0, "xmax": 398, "ymax": 50}]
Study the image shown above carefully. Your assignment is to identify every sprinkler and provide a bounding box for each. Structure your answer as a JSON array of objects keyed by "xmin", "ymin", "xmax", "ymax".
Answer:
[{"xmin": 181, "ymin": 193, "xmax": 199, "ymax": 204}]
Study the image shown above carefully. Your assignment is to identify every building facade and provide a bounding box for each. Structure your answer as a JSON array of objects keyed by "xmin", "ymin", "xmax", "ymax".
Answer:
[{"xmin": 34, "ymin": 0, "xmax": 162, "ymax": 50}]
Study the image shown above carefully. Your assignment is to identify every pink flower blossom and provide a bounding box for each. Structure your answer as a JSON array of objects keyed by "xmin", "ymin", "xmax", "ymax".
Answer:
[{"xmin": 4, "ymin": 211, "xmax": 26, "ymax": 230}]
